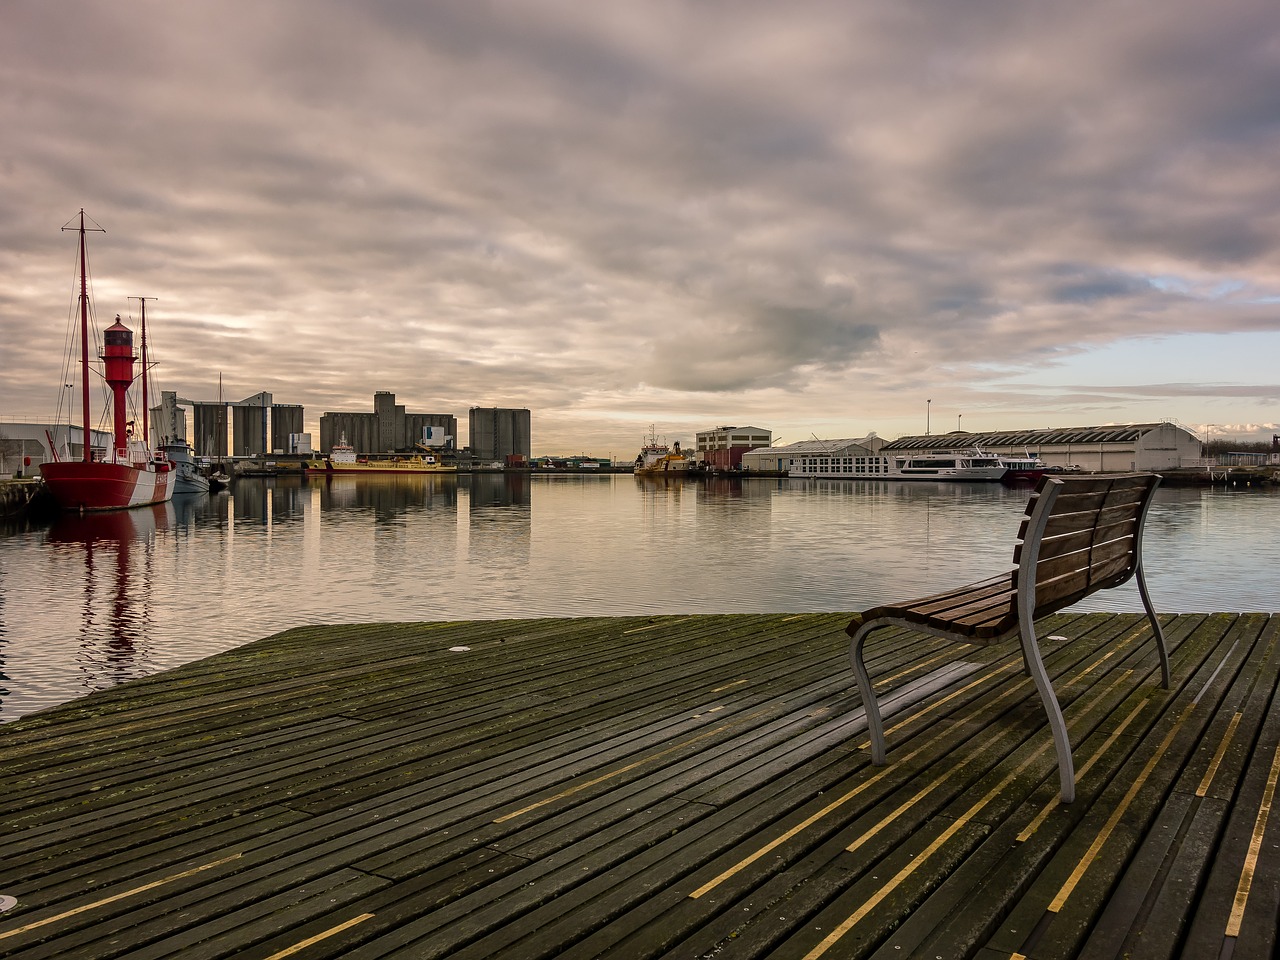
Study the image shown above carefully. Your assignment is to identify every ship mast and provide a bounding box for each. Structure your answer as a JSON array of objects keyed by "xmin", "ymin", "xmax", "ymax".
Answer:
[
  {"xmin": 62, "ymin": 210, "xmax": 105, "ymax": 463},
  {"xmin": 131, "ymin": 296, "xmax": 157, "ymax": 449}
]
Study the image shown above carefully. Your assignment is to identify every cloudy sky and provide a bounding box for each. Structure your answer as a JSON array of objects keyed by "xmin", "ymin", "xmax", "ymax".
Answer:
[{"xmin": 3, "ymin": 0, "xmax": 1278, "ymax": 455}]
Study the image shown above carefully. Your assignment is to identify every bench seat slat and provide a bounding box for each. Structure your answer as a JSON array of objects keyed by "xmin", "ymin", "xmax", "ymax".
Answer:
[{"xmin": 851, "ymin": 573, "xmax": 1017, "ymax": 641}]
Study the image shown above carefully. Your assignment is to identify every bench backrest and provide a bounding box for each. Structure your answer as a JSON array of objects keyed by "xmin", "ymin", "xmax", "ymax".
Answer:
[{"xmin": 1014, "ymin": 473, "xmax": 1161, "ymax": 619}]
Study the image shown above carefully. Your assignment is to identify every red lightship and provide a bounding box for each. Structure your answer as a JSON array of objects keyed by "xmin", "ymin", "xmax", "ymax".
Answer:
[{"xmin": 39, "ymin": 211, "xmax": 174, "ymax": 512}]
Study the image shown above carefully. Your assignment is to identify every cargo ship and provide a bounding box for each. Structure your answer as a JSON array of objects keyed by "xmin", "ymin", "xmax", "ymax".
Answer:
[{"xmin": 306, "ymin": 434, "xmax": 457, "ymax": 474}]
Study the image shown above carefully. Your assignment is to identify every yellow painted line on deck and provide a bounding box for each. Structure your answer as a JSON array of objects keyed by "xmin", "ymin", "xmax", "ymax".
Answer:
[
  {"xmin": 689, "ymin": 764, "xmax": 896, "ymax": 900},
  {"xmin": 495, "ymin": 707, "xmax": 774, "ymax": 823},
  {"xmin": 801, "ymin": 744, "xmax": 1051, "ymax": 960},
  {"xmin": 1225, "ymin": 744, "xmax": 1280, "ymax": 938},
  {"xmin": 263, "ymin": 913, "xmax": 376, "ymax": 959},
  {"xmin": 878, "ymin": 649, "xmax": 956, "ymax": 689},
  {"xmin": 0, "ymin": 853, "xmax": 243, "ymax": 942},
  {"xmin": 1017, "ymin": 683, "xmax": 1146, "ymax": 843},
  {"xmin": 691, "ymin": 650, "xmax": 1072, "ymax": 903},
  {"xmin": 1197, "ymin": 713, "xmax": 1243, "ymax": 798},
  {"xmin": 862, "ymin": 661, "xmax": 1020, "ymax": 751},
  {"xmin": 845, "ymin": 762, "xmax": 966, "ymax": 856},
  {"xmin": 691, "ymin": 660, "xmax": 1018, "ymax": 901},
  {"xmin": 1047, "ymin": 704, "xmax": 1195, "ymax": 913},
  {"xmin": 691, "ymin": 661, "xmax": 1016, "ymax": 901},
  {"xmin": 854, "ymin": 667, "xmax": 1137, "ymax": 855}
]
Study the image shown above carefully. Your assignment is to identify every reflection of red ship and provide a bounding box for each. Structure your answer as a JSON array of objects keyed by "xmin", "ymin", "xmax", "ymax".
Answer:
[
  {"xmin": 46, "ymin": 502, "xmax": 174, "ymax": 690},
  {"xmin": 39, "ymin": 211, "xmax": 174, "ymax": 512},
  {"xmin": 46, "ymin": 501, "xmax": 174, "ymax": 545}
]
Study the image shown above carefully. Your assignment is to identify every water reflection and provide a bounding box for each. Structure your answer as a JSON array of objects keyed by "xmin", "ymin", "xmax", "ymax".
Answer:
[
  {"xmin": 315, "ymin": 473, "xmax": 460, "ymax": 517},
  {"xmin": 0, "ymin": 550, "xmax": 8, "ymax": 707},
  {"xmin": 468, "ymin": 472, "xmax": 530, "ymax": 509},
  {"xmin": 466, "ymin": 473, "xmax": 531, "ymax": 582},
  {"xmin": 1, "ymin": 477, "xmax": 1276, "ymax": 722},
  {"xmin": 232, "ymin": 475, "xmax": 314, "ymax": 525},
  {"xmin": 45, "ymin": 502, "xmax": 175, "ymax": 694}
]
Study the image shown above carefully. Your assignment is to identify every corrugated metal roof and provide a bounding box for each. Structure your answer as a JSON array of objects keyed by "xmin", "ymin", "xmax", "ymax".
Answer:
[
  {"xmin": 749, "ymin": 437, "xmax": 878, "ymax": 455},
  {"xmin": 883, "ymin": 423, "xmax": 1170, "ymax": 451}
]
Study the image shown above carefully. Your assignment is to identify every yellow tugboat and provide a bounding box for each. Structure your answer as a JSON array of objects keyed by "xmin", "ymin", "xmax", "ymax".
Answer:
[{"xmin": 306, "ymin": 433, "xmax": 457, "ymax": 474}]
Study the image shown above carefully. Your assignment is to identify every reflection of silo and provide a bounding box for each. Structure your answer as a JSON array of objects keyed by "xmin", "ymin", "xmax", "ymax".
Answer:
[{"xmin": 468, "ymin": 407, "xmax": 531, "ymax": 461}]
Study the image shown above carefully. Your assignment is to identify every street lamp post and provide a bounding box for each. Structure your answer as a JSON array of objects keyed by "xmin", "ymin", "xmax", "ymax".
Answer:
[{"xmin": 927, "ymin": 399, "xmax": 932, "ymax": 435}]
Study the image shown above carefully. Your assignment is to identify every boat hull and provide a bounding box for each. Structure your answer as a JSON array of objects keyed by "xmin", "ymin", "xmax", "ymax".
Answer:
[
  {"xmin": 892, "ymin": 467, "xmax": 1008, "ymax": 481},
  {"xmin": 305, "ymin": 461, "xmax": 457, "ymax": 475},
  {"xmin": 634, "ymin": 462, "xmax": 689, "ymax": 476},
  {"xmin": 1002, "ymin": 469, "xmax": 1047, "ymax": 485},
  {"xmin": 40, "ymin": 461, "xmax": 175, "ymax": 511},
  {"xmin": 161, "ymin": 441, "xmax": 211, "ymax": 495},
  {"xmin": 173, "ymin": 469, "xmax": 211, "ymax": 495}
]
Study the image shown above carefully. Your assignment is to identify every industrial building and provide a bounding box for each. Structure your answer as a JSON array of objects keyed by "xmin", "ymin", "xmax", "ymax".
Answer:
[
  {"xmin": 2, "ymin": 389, "xmax": 306, "ymax": 468},
  {"xmin": 170, "ymin": 391, "xmax": 305, "ymax": 459},
  {"xmin": 742, "ymin": 435, "xmax": 883, "ymax": 473},
  {"xmin": 695, "ymin": 425, "xmax": 773, "ymax": 470},
  {"xmin": 884, "ymin": 422, "xmax": 1203, "ymax": 473},
  {"xmin": 0, "ymin": 422, "xmax": 110, "ymax": 475},
  {"xmin": 742, "ymin": 422, "xmax": 1203, "ymax": 475},
  {"xmin": 469, "ymin": 407, "xmax": 531, "ymax": 464},
  {"xmin": 320, "ymin": 392, "xmax": 457, "ymax": 455}
]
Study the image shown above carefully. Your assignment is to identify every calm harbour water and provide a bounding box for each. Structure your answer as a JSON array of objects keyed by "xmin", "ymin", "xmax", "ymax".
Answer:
[{"xmin": 1, "ymin": 473, "xmax": 1276, "ymax": 721}]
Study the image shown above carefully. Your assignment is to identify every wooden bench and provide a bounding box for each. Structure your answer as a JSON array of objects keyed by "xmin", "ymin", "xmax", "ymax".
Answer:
[{"xmin": 846, "ymin": 472, "xmax": 1169, "ymax": 803}]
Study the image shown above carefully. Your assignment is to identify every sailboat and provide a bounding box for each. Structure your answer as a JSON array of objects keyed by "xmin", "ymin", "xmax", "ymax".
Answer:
[{"xmin": 39, "ymin": 210, "xmax": 176, "ymax": 512}]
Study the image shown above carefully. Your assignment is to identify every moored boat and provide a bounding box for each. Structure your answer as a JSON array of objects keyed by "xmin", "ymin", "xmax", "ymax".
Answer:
[
  {"xmin": 789, "ymin": 446, "xmax": 1010, "ymax": 482},
  {"xmin": 999, "ymin": 453, "xmax": 1048, "ymax": 485},
  {"xmin": 39, "ymin": 211, "xmax": 175, "ymax": 512},
  {"xmin": 633, "ymin": 428, "xmax": 690, "ymax": 476},
  {"xmin": 890, "ymin": 448, "xmax": 1008, "ymax": 481},
  {"xmin": 305, "ymin": 433, "xmax": 457, "ymax": 474},
  {"xmin": 159, "ymin": 437, "xmax": 211, "ymax": 495}
]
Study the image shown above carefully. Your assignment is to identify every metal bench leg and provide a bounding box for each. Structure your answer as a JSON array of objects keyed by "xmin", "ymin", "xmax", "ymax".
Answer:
[
  {"xmin": 1136, "ymin": 562, "xmax": 1170, "ymax": 688},
  {"xmin": 1018, "ymin": 618, "xmax": 1076, "ymax": 804},
  {"xmin": 849, "ymin": 622, "xmax": 887, "ymax": 764}
]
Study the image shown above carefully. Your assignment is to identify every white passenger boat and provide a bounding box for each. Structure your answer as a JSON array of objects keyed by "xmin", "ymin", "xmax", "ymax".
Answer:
[{"xmin": 789, "ymin": 447, "xmax": 1010, "ymax": 482}]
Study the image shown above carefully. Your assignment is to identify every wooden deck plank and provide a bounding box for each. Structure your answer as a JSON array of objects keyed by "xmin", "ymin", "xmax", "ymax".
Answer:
[{"xmin": 1, "ymin": 612, "xmax": 1277, "ymax": 960}]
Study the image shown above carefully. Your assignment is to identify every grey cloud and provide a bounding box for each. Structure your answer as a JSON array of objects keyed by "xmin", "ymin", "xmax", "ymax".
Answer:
[
  {"xmin": 3, "ymin": 0, "xmax": 1279, "ymax": 452},
  {"xmin": 1045, "ymin": 268, "xmax": 1154, "ymax": 305}
]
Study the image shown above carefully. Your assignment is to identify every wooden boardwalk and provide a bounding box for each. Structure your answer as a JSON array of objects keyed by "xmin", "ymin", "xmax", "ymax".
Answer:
[{"xmin": 1, "ymin": 611, "xmax": 1277, "ymax": 959}]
